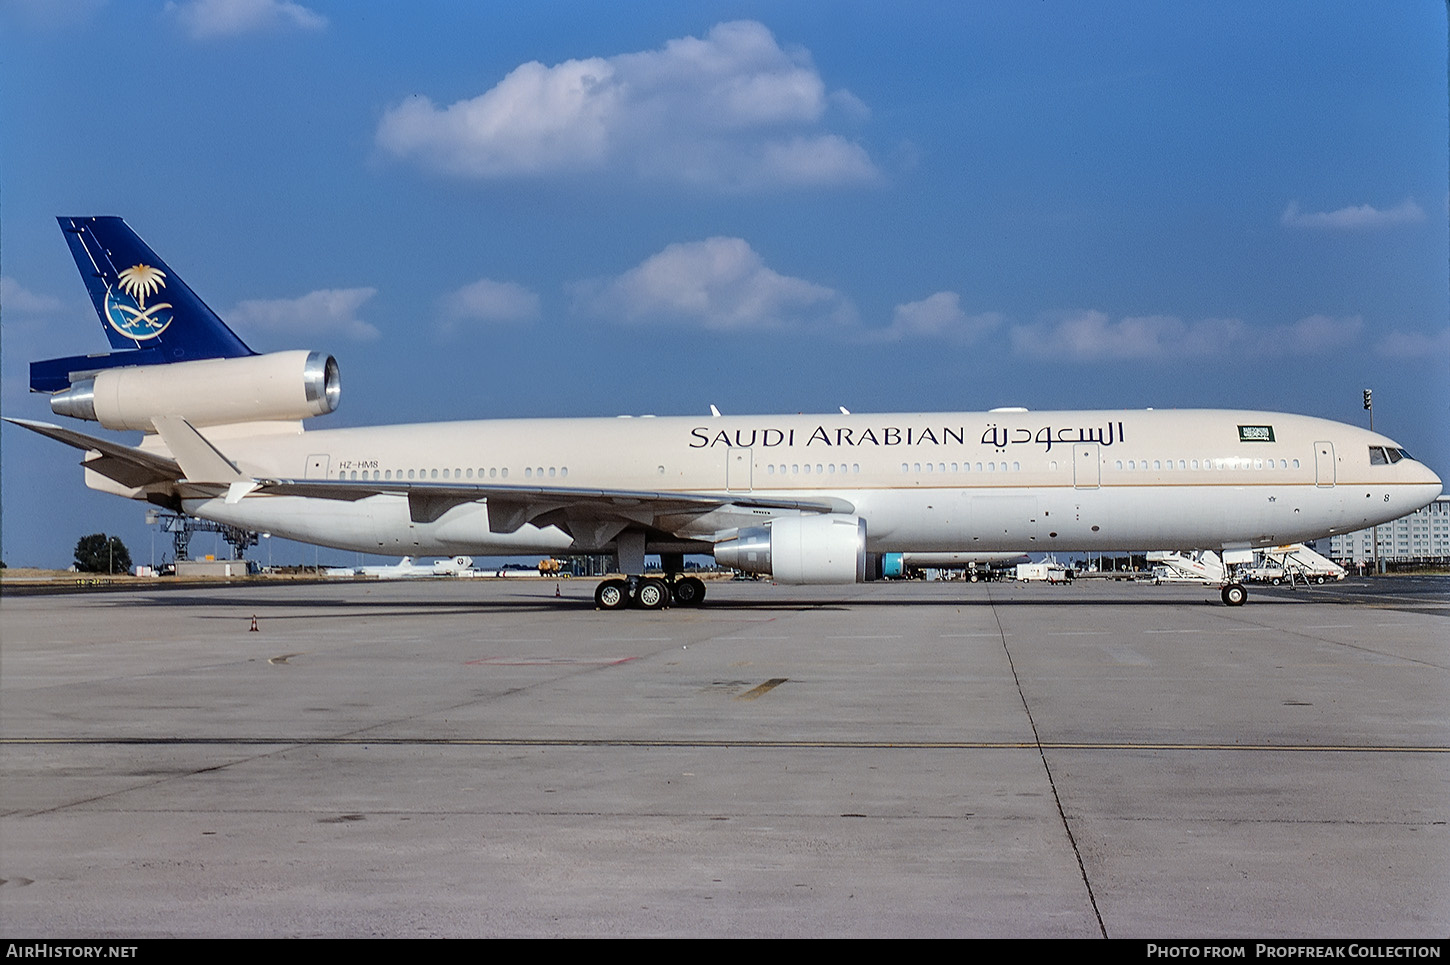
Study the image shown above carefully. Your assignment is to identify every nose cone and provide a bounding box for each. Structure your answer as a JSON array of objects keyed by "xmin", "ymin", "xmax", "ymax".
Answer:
[
  {"xmin": 1401, "ymin": 460, "xmax": 1442, "ymax": 515},
  {"xmin": 1373, "ymin": 428, "xmax": 1442, "ymax": 510}
]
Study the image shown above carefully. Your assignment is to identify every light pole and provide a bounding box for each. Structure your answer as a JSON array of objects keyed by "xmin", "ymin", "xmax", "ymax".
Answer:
[{"xmin": 1365, "ymin": 388, "xmax": 1380, "ymax": 574}]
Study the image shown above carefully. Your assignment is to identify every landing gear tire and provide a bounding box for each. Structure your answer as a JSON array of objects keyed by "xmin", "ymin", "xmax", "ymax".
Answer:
[
  {"xmin": 671, "ymin": 576, "xmax": 706, "ymax": 606},
  {"xmin": 636, "ymin": 578, "xmax": 669, "ymax": 610},
  {"xmin": 595, "ymin": 579, "xmax": 628, "ymax": 610},
  {"xmin": 1221, "ymin": 582, "xmax": 1247, "ymax": 606}
]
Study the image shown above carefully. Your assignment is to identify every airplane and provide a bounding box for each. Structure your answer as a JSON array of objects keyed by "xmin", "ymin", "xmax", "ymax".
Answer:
[
  {"xmin": 10, "ymin": 217, "xmax": 1443, "ymax": 609},
  {"xmin": 881, "ymin": 552, "xmax": 1029, "ymax": 579},
  {"xmin": 323, "ymin": 555, "xmax": 481, "ymax": 579}
]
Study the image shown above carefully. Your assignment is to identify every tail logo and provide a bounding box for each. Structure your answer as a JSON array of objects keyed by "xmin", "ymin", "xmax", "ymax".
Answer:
[{"xmin": 105, "ymin": 264, "xmax": 174, "ymax": 340}]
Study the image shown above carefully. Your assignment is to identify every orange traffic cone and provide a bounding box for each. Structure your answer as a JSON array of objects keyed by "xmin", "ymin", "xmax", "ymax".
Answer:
[{"xmin": 249, "ymin": 615, "xmax": 259, "ymax": 632}]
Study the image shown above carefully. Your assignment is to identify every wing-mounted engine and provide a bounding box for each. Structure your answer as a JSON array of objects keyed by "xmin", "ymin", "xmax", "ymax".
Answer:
[
  {"xmin": 713, "ymin": 514, "xmax": 867, "ymax": 584},
  {"xmin": 47, "ymin": 350, "xmax": 339, "ymax": 430}
]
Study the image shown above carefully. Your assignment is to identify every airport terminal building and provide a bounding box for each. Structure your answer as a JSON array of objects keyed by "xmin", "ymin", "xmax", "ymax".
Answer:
[{"xmin": 1325, "ymin": 495, "xmax": 1450, "ymax": 565}]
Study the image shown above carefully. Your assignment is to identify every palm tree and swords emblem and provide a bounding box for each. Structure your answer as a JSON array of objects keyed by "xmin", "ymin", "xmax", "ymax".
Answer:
[{"xmin": 105, "ymin": 264, "xmax": 174, "ymax": 340}]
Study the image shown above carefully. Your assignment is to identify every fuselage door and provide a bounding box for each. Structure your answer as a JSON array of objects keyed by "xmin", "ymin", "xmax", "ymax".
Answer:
[
  {"xmin": 1314, "ymin": 441, "xmax": 1335, "ymax": 488},
  {"xmin": 726, "ymin": 447, "xmax": 753, "ymax": 492},
  {"xmin": 1073, "ymin": 443, "xmax": 1101, "ymax": 489},
  {"xmin": 305, "ymin": 454, "xmax": 330, "ymax": 479}
]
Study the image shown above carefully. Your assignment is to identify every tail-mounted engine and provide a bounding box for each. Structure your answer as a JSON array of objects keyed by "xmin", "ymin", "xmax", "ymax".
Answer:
[
  {"xmin": 48, "ymin": 350, "xmax": 339, "ymax": 430},
  {"xmin": 713, "ymin": 514, "xmax": 867, "ymax": 584}
]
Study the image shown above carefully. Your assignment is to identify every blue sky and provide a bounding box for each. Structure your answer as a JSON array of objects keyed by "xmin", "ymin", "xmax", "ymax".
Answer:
[{"xmin": 2, "ymin": 0, "xmax": 1446, "ymax": 568}]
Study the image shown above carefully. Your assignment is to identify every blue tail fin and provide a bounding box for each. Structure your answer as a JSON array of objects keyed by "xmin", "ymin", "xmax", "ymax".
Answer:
[{"xmin": 30, "ymin": 217, "xmax": 254, "ymax": 393}]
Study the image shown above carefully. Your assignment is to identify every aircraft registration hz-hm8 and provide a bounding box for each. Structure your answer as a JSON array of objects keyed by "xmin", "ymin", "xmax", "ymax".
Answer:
[{"xmin": 12, "ymin": 218, "xmax": 1441, "ymax": 608}]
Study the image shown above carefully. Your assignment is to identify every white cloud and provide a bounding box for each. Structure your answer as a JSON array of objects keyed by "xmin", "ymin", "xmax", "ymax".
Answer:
[
  {"xmin": 1268, "ymin": 314, "xmax": 1363, "ymax": 354},
  {"xmin": 1009, "ymin": 310, "xmax": 1360, "ymax": 361},
  {"xmin": 376, "ymin": 20, "xmax": 878, "ymax": 190},
  {"xmin": 438, "ymin": 278, "xmax": 540, "ymax": 335},
  {"xmin": 228, "ymin": 288, "xmax": 380, "ymax": 341},
  {"xmin": 1281, "ymin": 198, "xmax": 1426, "ymax": 230},
  {"xmin": 1, "ymin": 276, "xmax": 64, "ymax": 314},
  {"xmin": 1010, "ymin": 311, "xmax": 1227, "ymax": 360},
  {"xmin": 1, "ymin": 278, "xmax": 94, "ymax": 408},
  {"xmin": 573, "ymin": 237, "xmax": 855, "ymax": 332},
  {"xmin": 867, "ymin": 292, "xmax": 1003, "ymax": 344},
  {"xmin": 167, "ymin": 0, "xmax": 327, "ymax": 40},
  {"xmin": 1375, "ymin": 327, "xmax": 1450, "ymax": 358}
]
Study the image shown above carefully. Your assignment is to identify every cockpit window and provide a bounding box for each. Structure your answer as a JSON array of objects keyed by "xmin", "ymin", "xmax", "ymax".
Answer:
[{"xmin": 1371, "ymin": 446, "xmax": 1416, "ymax": 465}]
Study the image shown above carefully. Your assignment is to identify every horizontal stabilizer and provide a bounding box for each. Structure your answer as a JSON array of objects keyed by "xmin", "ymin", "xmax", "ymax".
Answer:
[
  {"xmin": 4, "ymin": 417, "xmax": 180, "ymax": 486},
  {"xmin": 30, "ymin": 348, "xmax": 168, "ymax": 394}
]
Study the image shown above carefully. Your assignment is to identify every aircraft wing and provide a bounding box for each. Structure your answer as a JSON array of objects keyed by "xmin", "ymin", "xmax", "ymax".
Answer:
[{"xmin": 253, "ymin": 476, "xmax": 855, "ymax": 536}]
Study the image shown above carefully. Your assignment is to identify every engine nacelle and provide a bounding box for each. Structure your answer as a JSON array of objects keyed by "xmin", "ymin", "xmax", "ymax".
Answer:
[
  {"xmin": 49, "ymin": 350, "xmax": 339, "ymax": 431},
  {"xmin": 713, "ymin": 515, "xmax": 867, "ymax": 584}
]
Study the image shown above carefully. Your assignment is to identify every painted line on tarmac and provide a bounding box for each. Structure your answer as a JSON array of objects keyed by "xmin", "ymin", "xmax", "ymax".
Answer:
[
  {"xmin": 734, "ymin": 678, "xmax": 790, "ymax": 701},
  {"xmin": 6, "ymin": 737, "xmax": 1447, "ymax": 752},
  {"xmin": 463, "ymin": 656, "xmax": 638, "ymax": 666}
]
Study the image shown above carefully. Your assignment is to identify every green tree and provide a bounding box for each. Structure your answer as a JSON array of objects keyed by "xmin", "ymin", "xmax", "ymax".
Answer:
[{"xmin": 73, "ymin": 533, "xmax": 132, "ymax": 574}]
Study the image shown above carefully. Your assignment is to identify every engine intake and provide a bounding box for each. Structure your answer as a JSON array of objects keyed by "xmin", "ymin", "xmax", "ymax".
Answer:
[
  {"xmin": 49, "ymin": 351, "xmax": 339, "ymax": 430},
  {"xmin": 714, "ymin": 515, "xmax": 867, "ymax": 584}
]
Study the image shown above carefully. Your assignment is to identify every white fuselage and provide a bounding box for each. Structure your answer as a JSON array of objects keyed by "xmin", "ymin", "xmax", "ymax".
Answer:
[{"xmin": 146, "ymin": 408, "xmax": 1442, "ymax": 560}]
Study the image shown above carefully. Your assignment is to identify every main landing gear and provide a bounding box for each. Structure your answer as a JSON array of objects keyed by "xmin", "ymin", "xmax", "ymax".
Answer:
[
  {"xmin": 593, "ymin": 574, "xmax": 707, "ymax": 611},
  {"xmin": 1220, "ymin": 582, "xmax": 1248, "ymax": 606}
]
